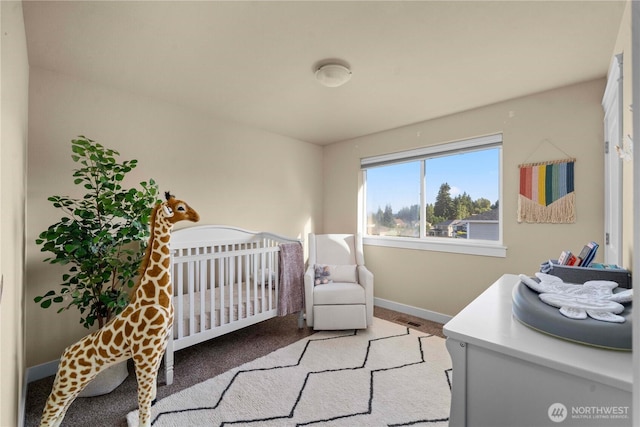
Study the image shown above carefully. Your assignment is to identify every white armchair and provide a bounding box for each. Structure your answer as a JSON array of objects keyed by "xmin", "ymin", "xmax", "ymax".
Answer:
[{"xmin": 304, "ymin": 233, "xmax": 374, "ymax": 330}]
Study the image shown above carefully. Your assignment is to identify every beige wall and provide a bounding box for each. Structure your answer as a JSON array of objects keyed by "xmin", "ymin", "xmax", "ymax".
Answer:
[
  {"xmin": 1, "ymin": 2, "xmax": 29, "ymax": 426},
  {"xmin": 25, "ymin": 68, "xmax": 323, "ymax": 366},
  {"xmin": 323, "ymin": 79, "xmax": 608, "ymax": 316}
]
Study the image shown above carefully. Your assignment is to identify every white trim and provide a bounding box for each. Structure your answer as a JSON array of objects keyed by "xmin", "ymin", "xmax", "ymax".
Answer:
[
  {"xmin": 26, "ymin": 359, "xmax": 59, "ymax": 383},
  {"xmin": 364, "ymin": 235, "xmax": 507, "ymax": 257},
  {"xmin": 602, "ymin": 53, "xmax": 624, "ymax": 266},
  {"xmin": 361, "ymin": 133, "xmax": 502, "ymax": 168},
  {"xmin": 375, "ymin": 297, "xmax": 452, "ymax": 325}
]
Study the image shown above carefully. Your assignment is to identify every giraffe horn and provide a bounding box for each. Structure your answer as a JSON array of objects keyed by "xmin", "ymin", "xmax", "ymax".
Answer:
[{"xmin": 164, "ymin": 191, "xmax": 174, "ymax": 201}]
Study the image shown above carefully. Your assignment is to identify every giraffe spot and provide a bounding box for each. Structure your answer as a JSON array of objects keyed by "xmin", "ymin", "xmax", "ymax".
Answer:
[
  {"xmin": 113, "ymin": 319, "xmax": 125, "ymax": 330},
  {"xmin": 146, "ymin": 327, "xmax": 162, "ymax": 336},
  {"xmin": 143, "ymin": 285, "xmax": 156, "ymax": 299},
  {"xmin": 148, "ymin": 265, "xmax": 163, "ymax": 277},
  {"xmin": 101, "ymin": 329, "xmax": 113, "ymax": 346},
  {"xmin": 113, "ymin": 331, "xmax": 124, "ymax": 346},
  {"xmin": 143, "ymin": 306, "xmax": 159, "ymax": 320},
  {"xmin": 78, "ymin": 358, "xmax": 91, "ymax": 367},
  {"xmin": 158, "ymin": 295, "xmax": 170, "ymax": 309},
  {"xmin": 86, "ymin": 348, "xmax": 97, "ymax": 358},
  {"xmin": 125, "ymin": 322, "xmax": 134, "ymax": 337},
  {"xmin": 98, "ymin": 348, "xmax": 109, "ymax": 358}
]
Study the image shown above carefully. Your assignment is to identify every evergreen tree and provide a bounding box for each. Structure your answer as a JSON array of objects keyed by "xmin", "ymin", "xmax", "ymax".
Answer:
[
  {"xmin": 397, "ymin": 204, "xmax": 419, "ymax": 223},
  {"xmin": 434, "ymin": 183, "xmax": 454, "ymax": 220},
  {"xmin": 425, "ymin": 203, "xmax": 435, "ymax": 225},
  {"xmin": 454, "ymin": 192, "xmax": 473, "ymax": 219},
  {"xmin": 382, "ymin": 204, "xmax": 395, "ymax": 227}
]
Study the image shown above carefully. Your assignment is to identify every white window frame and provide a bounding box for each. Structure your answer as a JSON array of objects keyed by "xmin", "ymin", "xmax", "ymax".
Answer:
[{"xmin": 359, "ymin": 133, "xmax": 506, "ymax": 257}]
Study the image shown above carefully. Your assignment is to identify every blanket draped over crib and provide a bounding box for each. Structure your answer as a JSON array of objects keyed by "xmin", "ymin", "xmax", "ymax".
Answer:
[
  {"xmin": 278, "ymin": 242, "xmax": 305, "ymax": 316},
  {"xmin": 163, "ymin": 225, "xmax": 304, "ymax": 385}
]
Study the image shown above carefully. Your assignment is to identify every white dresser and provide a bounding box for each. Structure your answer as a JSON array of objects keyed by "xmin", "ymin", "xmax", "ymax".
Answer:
[{"xmin": 443, "ymin": 274, "xmax": 632, "ymax": 427}]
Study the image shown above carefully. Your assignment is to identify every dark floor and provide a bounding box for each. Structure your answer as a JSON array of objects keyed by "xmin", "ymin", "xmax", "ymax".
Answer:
[{"xmin": 24, "ymin": 307, "xmax": 444, "ymax": 427}]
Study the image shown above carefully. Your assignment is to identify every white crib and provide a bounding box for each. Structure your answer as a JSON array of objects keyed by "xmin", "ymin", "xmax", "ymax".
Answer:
[{"xmin": 164, "ymin": 225, "xmax": 303, "ymax": 385}]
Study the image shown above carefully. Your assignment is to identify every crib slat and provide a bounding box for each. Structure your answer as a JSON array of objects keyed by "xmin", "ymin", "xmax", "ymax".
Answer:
[
  {"xmin": 219, "ymin": 251, "xmax": 226, "ymax": 325},
  {"xmin": 228, "ymin": 250, "xmax": 234, "ymax": 322},
  {"xmin": 244, "ymin": 252, "xmax": 250, "ymax": 318},
  {"xmin": 188, "ymin": 258, "xmax": 195, "ymax": 336},
  {"xmin": 252, "ymin": 251, "xmax": 258, "ymax": 316},
  {"xmin": 199, "ymin": 255, "xmax": 206, "ymax": 333},
  {"xmin": 210, "ymin": 252, "xmax": 217, "ymax": 328},
  {"xmin": 175, "ymin": 261, "xmax": 184, "ymax": 340}
]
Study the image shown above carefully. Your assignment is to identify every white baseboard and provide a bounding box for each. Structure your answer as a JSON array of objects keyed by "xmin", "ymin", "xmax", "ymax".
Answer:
[
  {"xmin": 374, "ymin": 297, "xmax": 452, "ymax": 325},
  {"xmin": 26, "ymin": 359, "xmax": 59, "ymax": 383}
]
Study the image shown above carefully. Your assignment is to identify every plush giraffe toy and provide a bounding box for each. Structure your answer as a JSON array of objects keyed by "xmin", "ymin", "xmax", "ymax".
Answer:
[{"xmin": 40, "ymin": 192, "xmax": 199, "ymax": 427}]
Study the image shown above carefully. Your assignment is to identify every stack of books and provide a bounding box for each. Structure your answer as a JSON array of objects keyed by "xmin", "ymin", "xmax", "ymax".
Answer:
[{"xmin": 557, "ymin": 241, "xmax": 599, "ymax": 268}]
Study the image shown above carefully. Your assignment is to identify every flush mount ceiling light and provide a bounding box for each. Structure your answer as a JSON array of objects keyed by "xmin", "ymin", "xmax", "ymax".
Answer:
[{"xmin": 315, "ymin": 63, "xmax": 352, "ymax": 88}]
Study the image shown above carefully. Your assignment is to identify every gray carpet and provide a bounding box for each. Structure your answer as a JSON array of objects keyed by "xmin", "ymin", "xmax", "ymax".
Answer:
[{"xmin": 24, "ymin": 307, "xmax": 444, "ymax": 427}]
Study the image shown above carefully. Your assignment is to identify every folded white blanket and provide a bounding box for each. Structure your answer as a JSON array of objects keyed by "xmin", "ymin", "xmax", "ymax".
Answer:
[{"xmin": 518, "ymin": 272, "xmax": 633, "ymax": 323}]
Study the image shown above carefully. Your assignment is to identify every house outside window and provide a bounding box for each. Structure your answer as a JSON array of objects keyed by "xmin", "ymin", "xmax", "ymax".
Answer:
[{"xmin": 360, "ymin": 134, "xmax": 506, "ymax": 257}]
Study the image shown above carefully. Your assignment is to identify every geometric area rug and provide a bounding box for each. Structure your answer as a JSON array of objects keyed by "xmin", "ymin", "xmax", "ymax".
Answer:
[{"xmin": 127, "ymin": 318, "xmax": 452, "ymax": 426}]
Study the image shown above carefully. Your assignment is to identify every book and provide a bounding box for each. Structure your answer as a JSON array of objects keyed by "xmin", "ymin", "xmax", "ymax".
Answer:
[
  {"xmin": 558, "ymin": 250, "xmax": 572, "ymax": 265},
  {"xmin": 580, "ymin": 241, "xmax": 599, "ymax": 268},
  {"xmin": 576, "ymin": 244, "xmax": 592, "ymax": 266}
]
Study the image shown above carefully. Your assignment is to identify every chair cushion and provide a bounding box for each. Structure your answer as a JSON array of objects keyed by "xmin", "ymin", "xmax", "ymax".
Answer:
[
  {"xmin": 313, "ymin": 282, "xmax": 365, "ymax": 305},
  {"xmin": 314, "ymin": 264, "xmax": 357, "ymax": 284}
]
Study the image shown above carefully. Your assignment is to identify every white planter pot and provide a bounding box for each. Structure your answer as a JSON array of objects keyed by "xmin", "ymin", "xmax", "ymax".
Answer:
[{"xmin": 79, "ymin": 360, "xmax": 129, "ymax": 397}]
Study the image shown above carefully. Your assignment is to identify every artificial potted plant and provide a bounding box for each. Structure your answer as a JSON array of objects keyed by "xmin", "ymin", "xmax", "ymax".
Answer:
[{"xmin": 34, "ymin": 136, "xmax": 159, "ymax": 395}]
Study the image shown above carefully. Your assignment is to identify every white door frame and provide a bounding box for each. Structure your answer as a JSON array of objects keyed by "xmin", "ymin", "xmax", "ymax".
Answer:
[{"xmin": 601, "ymin": 53, "xmax": 623, "ymax": 266}]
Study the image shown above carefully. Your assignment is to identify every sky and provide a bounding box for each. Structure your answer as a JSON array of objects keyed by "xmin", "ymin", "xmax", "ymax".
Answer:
[{"xmin": 366, "ymin": 148, "xmax": 500, "ymax": 214}]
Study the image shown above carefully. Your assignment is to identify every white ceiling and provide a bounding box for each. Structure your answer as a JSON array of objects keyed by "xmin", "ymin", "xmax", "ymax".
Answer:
[{"xmin": 22, "ymin": 1, "xmax": 626, "ymax": 145}]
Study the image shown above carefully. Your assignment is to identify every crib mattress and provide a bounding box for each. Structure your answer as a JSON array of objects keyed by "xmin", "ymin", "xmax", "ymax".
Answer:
[
  {"xmin": 173, "ymin": 285, "xmax": 276, "ymax": 338},
  {"xmin": 512, "ymin": 280, "xmax": 632, "ymax": 351}
]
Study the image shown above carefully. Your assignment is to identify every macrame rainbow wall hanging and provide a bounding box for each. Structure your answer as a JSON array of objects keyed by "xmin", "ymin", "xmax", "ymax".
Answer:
[{"xmin": 517, "ymin": 158, "xmax": 576, "ymax": 223}]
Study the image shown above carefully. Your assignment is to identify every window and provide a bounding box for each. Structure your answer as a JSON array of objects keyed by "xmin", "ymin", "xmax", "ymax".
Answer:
[{"xmin": 360, "ymin": 134, "xmax": 505, "ymax": 257}]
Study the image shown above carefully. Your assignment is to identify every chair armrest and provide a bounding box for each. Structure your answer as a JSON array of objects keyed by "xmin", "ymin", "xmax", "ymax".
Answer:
[
  {"xmin": 358, "ymin": 265, "xmax": 374, "ymax": 326},
  {"xmin": 358, "ymin": 265, "xmax": 374, "ymax": 289},
  {"xmin": 303, "ymin": 265, "xmax": 316, "ymax": 327}
]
